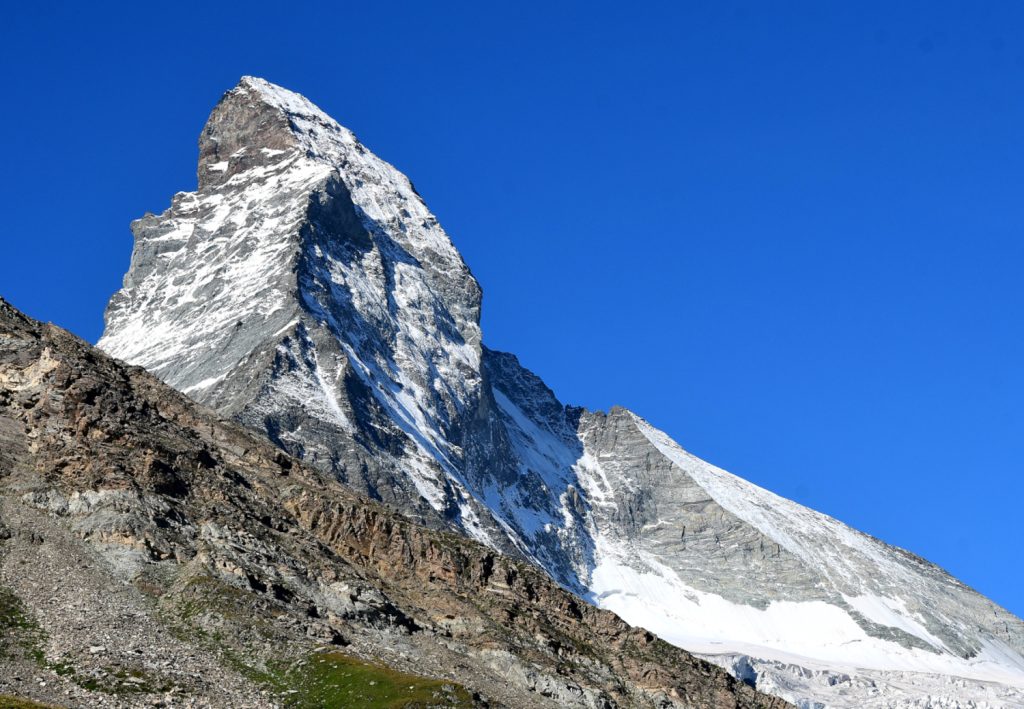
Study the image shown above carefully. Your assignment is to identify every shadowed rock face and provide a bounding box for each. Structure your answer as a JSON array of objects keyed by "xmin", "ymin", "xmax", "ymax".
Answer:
[
  {"xmin": 97, "ymin": 77, "xmax": 1024, "ymax": 707},
  {"xmin": 0, "ymin": 297, "xmax": 789, "ymax": 709}
]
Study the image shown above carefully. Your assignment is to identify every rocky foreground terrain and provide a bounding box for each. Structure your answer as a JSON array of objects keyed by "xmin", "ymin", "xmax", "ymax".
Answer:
[{"xmin": 0, "ymin": 297, "xmax": 788, "ymax": 708}]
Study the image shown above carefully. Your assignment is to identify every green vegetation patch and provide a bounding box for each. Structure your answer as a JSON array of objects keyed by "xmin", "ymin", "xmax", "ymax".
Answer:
[
  {"xmin": 0, "ymin": 586, "xmax": 46, "ymax": 665},
  {"xmin": 0, "ymin": 587, "xmax": 33, "ymax": 631},
  {"xmin": 0, "ymin": 694, "xmax": 62, "ymax": 708},
  {"xmin": 1, "ymin": 585, "xmax": 168, "ymax": 697},
  {"xmin": 173, "ymin": 574, "xmax": 270, "ymax": 627},
  {"xmin": 160, "ymin": 574, "xmax": 478, "ymax": 707},
  {"xmin": 49, "ymin": 662, "xmax": 171, "ymax": 696},
  {"xmin": 267, "ymin": 652, "xmax": 477, "ymax": 709}
]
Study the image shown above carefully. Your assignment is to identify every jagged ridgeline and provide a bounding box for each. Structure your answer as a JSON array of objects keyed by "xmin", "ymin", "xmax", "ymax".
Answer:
[
  {"xmin": 0, "ymin": 297, "xmax": 785, "ymax": 707},
  {"xmin": 95, "ymin": 77, "xmax": 1024, "ymax": 707}
]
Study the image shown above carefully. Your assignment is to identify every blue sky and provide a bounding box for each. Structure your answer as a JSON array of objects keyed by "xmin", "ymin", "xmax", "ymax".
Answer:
[{"xmin": 1, "ymin": 2, "xmax": 1022, "ymax": 615}]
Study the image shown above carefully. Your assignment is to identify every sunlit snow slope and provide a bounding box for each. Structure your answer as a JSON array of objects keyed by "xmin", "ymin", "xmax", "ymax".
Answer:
[{"xmin": 100, "ymin": 77, "xmax": 1024, "ymax": 708}]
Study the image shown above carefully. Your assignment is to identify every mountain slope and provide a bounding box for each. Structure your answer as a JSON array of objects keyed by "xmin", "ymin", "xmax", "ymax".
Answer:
[
  {"xmin": 98, "ymin": 77, "xmax": 1024, "ymax": 707},
  {"xmin": 0, "ymin": 296, "xmax": 786, "ymax": 709}
]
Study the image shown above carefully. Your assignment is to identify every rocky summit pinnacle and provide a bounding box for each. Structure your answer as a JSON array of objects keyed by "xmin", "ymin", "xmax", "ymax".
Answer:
[
  {"xmin": 100, "ymin": 77, "xmax": 1024, "ymax": 708},
  {"xmin": 101, "ymin": 75, "xmax": 492, "ymax": 538}
]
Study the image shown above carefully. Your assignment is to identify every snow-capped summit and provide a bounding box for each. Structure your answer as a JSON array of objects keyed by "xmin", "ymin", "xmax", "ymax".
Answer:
[
  {"xmin": 100, "ymin": 77, "xmax": 1024, "ymax": 708},
  {"xmin": 101, "ymin": 75, "xmax": 492, "ymax": 536}
]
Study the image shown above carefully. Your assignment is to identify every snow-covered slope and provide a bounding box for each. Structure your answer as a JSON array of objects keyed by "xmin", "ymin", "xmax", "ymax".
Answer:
[
  {"xmin": 100, "ymin": 77, "xmax": 1024, "ymax": 708},
  {"xmin": 580, "ymin": 412, "xmax": 1024, "ymax": 707}
]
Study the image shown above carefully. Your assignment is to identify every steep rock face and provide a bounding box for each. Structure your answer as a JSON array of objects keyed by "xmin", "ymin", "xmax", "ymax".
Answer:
[
  {"xmin": 0, "ymin": 297, "xmax": 787, "ymax": 709},
  {"xmin": 99, "ymin": 78, "xmax": 1024, "ymax": 707},
  {"xmin": 102, "ymin": 77, "xmax": 498, "ymax": 539}
]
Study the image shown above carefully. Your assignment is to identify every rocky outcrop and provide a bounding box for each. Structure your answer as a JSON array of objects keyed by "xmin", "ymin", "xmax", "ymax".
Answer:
[{"xmin": 0, "ymin": 297, "xmax": 787, "ymax": 708}]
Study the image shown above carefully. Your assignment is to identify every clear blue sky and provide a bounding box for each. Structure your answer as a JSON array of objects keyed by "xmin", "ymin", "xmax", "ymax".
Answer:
[{"xmin": 2, "ymin": 2, "xmax": 1021, "ymax": 615}]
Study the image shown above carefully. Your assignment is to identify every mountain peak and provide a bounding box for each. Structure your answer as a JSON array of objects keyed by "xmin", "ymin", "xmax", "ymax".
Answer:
[
  {"xmin": 197, "ymin": 76, "xmax": 357, "ymax": 189},
  {"xmin": 102, "ymin": 76, "xmax": 487, "ymax": 533},
  {"xmin": 236, "ymin": 75, "xmax": 329, "ymax": 119},
  {"xmin": 99, "ymin": 77, "xmax": 1024, "ymax": 709}
]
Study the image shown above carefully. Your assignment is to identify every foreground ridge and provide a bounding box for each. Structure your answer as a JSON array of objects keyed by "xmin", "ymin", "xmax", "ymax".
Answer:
[
  {"xmin": 0, "ymin": 296, "xmax": 786, "ymax": 708},
  {"xmin": 98, "ymin": 77, "xmax": 1024, "ymax": 707}
]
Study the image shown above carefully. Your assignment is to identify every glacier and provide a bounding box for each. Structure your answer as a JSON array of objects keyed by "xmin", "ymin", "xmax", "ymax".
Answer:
[{"xmin": 98, "ymin": 76, "xmax": 1024, "ymax": 708}]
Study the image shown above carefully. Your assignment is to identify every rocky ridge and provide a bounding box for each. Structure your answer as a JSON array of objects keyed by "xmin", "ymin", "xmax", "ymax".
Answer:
[{"xmin": 0, "ymin": 296, "xmax": 787, "ymax": 708}]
